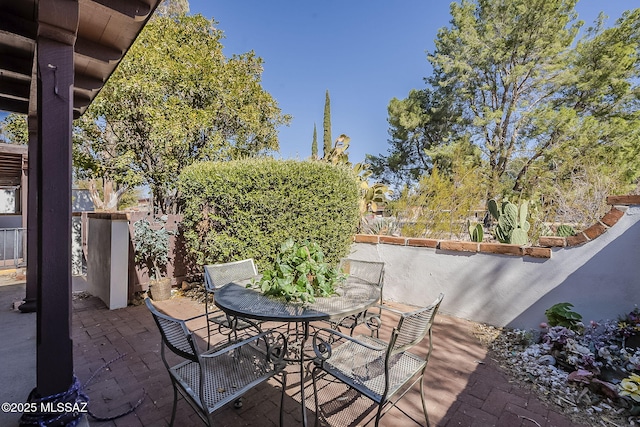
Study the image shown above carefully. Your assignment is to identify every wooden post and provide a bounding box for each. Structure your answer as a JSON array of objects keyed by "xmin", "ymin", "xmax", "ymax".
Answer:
[
  {"xmin": 19, "ymin": 117, "xmax": 38, "ymax": 313},
  {"xmin": 32, "ymin": 0, "xmax": 79, "ymax": 400}
]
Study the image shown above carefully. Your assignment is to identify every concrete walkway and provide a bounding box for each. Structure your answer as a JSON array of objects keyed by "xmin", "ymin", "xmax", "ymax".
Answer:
[{"xmin": 1, "ymin": 281, "xmax": 589, "ymax": 426}]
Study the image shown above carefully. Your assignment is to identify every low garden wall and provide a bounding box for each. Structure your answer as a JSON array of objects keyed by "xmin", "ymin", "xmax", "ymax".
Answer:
[{"xmin": 349, "ymin": 196, "xmax": 640, "ymax": 330}]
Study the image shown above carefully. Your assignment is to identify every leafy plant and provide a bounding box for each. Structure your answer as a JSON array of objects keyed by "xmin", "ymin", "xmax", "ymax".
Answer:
[
  {"xmin": 488, "ymin": 199, "xmax": 530, "ymax": 245},
  {"xmin": 556, "ymin": 224, "xmax": 576, "ymax": 237},
  {"xmin": 619, "ymin": 374, "xmax": 640, "ymax": 403},
  {"xmin": 360, "ymin": 216, "xmax": 399, "ymax": 236},
  {"xmin": 133, "ymin": 216, "xmax": 173, "ymax": 280},
  {"xmin": 178, "ymin": 158, "xmax": 360, "ymax": 269},
  {"xmin": 468, "ymin": 221, "xmax": 484, "ymax": 242},
  {"xmin": 256, "ymin": 239, "xmax": 345, "ymax": 303},
  {"xmin": 544, "ymin": 302, "xmax": 583, "ymax": 331}
]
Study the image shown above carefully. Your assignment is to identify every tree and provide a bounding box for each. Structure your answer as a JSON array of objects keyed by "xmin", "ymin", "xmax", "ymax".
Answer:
[
  {"xmin": 78, "ymin": 13, "xmax": 290, "ymax": 214},
  {"xmin": 368, "ymin": 87, "xmax": 464, "ymax": 188},
  {"xmin": 323, "ymin": 90, "xmax": 332, "ymax": 158},
  {"xmin": 373, "ymin": 0, "xmax": 640, "ymax": 205},
  {"xmin": 429, "ymin": 0, "xmax": 640, "ymax": 198},
  {"xmin": 0, "ymin": 113, "xmax": 28, "ymax": 144},
  {"xmin": 155, "ymin": 0, "xmax": 189, "ymax": 17},
  {"xmin": 311, "ymin": 123, "xmax": 318, "ymax": 159}
]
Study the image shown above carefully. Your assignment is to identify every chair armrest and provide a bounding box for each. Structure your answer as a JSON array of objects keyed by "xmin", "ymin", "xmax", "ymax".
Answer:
[
  {"xmin": 376, "ymin": 304, "xmax": 407, "ymax": 316},
  {"xmin": 312, "ymin": 327, "xmax": 386, "ymax": 363},
  {"xmin": 182, "ymin": 312, "xmax": 211, "ymax": 323},
  {"xmin": 201, "ymin": 329, "xmax": 287, "ymax": 365}
]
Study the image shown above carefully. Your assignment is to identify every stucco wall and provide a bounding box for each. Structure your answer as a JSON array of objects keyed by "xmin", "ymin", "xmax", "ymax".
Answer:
[
  {"xmin": 349, "ymin": 205, "xmax": 640, "ymax": 330},
  {"xmin": 86, "ymin": 216, "xmax": 128, "ymax": 309}
]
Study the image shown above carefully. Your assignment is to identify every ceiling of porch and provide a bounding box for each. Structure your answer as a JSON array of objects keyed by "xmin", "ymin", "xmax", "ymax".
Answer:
[{"xmin": 0, "ymin": 0, "xmax": 161, "ymax": 119}]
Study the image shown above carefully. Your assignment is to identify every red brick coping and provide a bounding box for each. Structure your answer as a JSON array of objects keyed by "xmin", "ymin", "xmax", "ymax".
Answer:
[{"xmin": 354, "ymin": 195, "xmax": 640, "ymax": 259}]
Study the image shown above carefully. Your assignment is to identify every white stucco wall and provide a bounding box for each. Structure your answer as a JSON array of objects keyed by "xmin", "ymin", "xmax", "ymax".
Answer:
[
  {"xmin": 86, "ymin": 216, "xmax": 129, "ymax": 309},
  {"xmin": 349, "ymin": 206, "xmax": 640, "ymax": 329}
]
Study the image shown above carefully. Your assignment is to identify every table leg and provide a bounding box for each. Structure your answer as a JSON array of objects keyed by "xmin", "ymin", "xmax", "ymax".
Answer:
[{"xmin": 300, "ymin": 321, "xmax": 310, "ymax": 427}]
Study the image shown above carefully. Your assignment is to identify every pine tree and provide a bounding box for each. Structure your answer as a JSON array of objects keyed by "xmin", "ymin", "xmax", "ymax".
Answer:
[
  {"xmin": 323, "ymin": 90, "xmax": 331, "ymax": 158},
  {"xmin": 311, "ymin": 123, "xmax": 318, "ymax": 160}
]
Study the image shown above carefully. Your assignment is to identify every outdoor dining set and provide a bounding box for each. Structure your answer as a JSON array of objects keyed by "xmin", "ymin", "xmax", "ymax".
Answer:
[{"xmin": 145, "ymin": 258, "xmax": 444, "ymax": 427}]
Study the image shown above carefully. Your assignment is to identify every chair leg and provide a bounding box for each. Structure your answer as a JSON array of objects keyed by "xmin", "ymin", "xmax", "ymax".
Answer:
[
  {"xmin": 311, "ymin": 366, "xmax": 321, "ymax": 427},
  {"xmin": 205, "ymin": 289, "xmax": 212, "ymax": 350},
  {"xmin": 279, "ymin": 371, "xmax": 288, "ymax": 427},
  {"xmin": 420, "ymin": 376, "xmax": 431, "ymax": 427},
  {"xmin": 169, "ymin": 383, "xmax": 178, "ymax": 427},
  {"xmin": 374, "ymin": 403, "xmax": 384, "ymax": 427}
]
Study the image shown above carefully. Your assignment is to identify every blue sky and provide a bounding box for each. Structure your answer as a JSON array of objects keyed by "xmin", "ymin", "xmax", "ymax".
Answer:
[{"xmin": 189, "ymin": 0, "xmax": 635, "ymax": 165}]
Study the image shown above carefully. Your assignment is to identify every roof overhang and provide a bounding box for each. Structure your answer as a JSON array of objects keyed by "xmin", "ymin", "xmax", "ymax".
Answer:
[{"xmin": 0, "ymin": 0, "xmax": 161, "ymax": 119}]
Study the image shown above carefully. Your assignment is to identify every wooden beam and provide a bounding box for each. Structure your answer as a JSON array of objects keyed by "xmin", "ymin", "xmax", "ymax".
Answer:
[
  {"xmin": 0, "ymin": 52, "xmax": 33, "ymax": 78},
  {"xmin": 75, "ymin": 36, "xmax": 123, "ymax": 63},
  {"xmin": 0, "ymin": 78, "xmax": 31, "ymax": 100},
  {"xmin": 33, "ymin": 0, "xmax": 78, "ymax": 403},
  {"xmin": 74, "ymin": 72, "xmax": 104, "ymax": 91},
  {"xmin": 0, "ymin": 96, "xmax": 29, "ymax": 114},
  {"xmin": 89, "ymin": 0, "xmax": 151, "ymax": 19},
  {"xmin": 0, "ymin": 9, "xmax": 37, "ymax": 40}
]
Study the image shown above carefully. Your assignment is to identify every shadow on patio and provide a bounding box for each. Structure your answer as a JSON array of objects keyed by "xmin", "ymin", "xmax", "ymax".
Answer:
[{"xmin": 1, "ymin": 281, "xmax": 588, "ymax": 426}]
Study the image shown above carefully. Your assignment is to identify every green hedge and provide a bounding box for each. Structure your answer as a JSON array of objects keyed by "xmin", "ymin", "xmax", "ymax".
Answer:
[{"xmin": 178, "ymin": 158, "xmax": 360, "ymax": 270}]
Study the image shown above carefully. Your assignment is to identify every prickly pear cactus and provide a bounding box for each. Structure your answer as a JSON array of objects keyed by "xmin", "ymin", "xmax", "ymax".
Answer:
[
  {"xmin": 487, "ymin": 199, "xmax": 530, "ymax": 245},
  {"xmin": 468, "ymin": 221, "xmax": 484, "ymax": 242}
]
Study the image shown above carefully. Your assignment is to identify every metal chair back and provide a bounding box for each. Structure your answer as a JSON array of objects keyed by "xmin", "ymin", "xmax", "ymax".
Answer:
[
  {"xmin": 388, "ymin": 293, "xmax": 444, "ymax": 356},
  {"xmin": 339, "ymin": 258, "xmax": 384, "ymax": 289},
  {"xmin": 145, "ymin": 298, "xmax": 199, "ymax": 361},
  {"xmin": 204, "ymin": 259, "xmax": 258, "ymax": 292}
]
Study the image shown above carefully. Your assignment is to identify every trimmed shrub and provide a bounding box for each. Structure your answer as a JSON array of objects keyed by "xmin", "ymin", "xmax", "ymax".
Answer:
[{"xmin": 178, "ymin": 158, "xmax": 360, "ymax": 269}]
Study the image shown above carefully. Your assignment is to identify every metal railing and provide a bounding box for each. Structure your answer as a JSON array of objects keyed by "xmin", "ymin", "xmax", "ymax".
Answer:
[{"xmin": 0, "ymin": 228, "xmax": 26, "ymax": 269}]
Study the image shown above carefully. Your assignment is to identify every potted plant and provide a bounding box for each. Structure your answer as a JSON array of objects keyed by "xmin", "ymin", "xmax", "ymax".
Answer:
[
  {"xmin": 256, "ymin": 239, "xmax": 345, "ymax": 303},
  {"xmin": 133, "ymin": 215, "xmax": 174, "ymax": 300}
]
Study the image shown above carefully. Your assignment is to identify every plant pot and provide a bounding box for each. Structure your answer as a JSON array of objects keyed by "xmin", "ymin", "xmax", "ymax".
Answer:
[{"xmin": 150, "ymin": 278, "xmax": 172, "ymax": 301}]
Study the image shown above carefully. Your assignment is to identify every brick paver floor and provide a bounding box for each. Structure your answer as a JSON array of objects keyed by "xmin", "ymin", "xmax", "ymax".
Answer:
[{"xmin": 70, "ymin": 294, "xmax": 588, "ymax": 427}]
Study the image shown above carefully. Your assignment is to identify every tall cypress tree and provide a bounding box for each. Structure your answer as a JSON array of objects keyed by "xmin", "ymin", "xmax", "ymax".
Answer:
[
  {"xmin": 323, "ymin": 90, "xmax": 331, "ymax": 158},
  {"xmin": 311, "ymin": 123, "xmax": 318, "ymax": 159}
]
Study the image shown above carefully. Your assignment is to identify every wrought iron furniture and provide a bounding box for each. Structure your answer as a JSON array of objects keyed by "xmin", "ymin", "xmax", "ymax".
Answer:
[
  {"xmin": 329, "ymin": 259, "xmax": 384, "ymax": 336},
  {"xmin": 203, "ymin": 259, "xmax": 261, "ymax": 347},
  {"xmin": 311, "ymin": 293, "xmax": 444, "ymax": 427},
  {"xmin": 145, "ymin": 298, "xmax": 288, "ymax": 427},
  {"xmin": 213, "ymin": 278, "xmax": 380, "ymax": 427}
]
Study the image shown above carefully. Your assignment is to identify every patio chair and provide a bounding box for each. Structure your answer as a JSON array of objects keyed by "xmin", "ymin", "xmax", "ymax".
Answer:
[
  {"xmin": 311, "ymin": 293, "xmax": 444, "ymax": 427},
  {"xmin": 204, "ymin": 259, "xmax": 261, "ymax": 347},
  {"xmin": 329, "ymin": 259, "xmax": 385, "ymax": 336},
  {"xmin": 145, "ymin": 298, "xmax": 288, "ymax": 427}
]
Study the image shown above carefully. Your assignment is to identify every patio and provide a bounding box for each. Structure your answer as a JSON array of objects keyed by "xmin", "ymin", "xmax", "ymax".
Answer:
[{"xmin": 1, "ymin": 279, "xmax": 588, "ymax": 427}]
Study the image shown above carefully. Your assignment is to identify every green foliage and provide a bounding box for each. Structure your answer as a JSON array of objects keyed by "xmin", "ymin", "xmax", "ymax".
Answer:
[
  {"xmin": 488, "ymin": 199, "xmax": 531, "ymax": 245},
  {"xmin": 359, "ymin": 216, "xmax": 399, "ymax": 236},
  {"xmin": 556, "ymin": 225, "xmax": 576, "ymax": 237},
  {"xmin": 468, "ymin": 221, "xmax": 484, "ymax": 242},
  {"xmin": 80, "ymin": 14, "xmax": 290, "ymax": 214},
  {"xmin": 391, "ymin": 140, "xmax": 487, "ymax": 239},
  {"xmin": 323, "ymin": 90, "xmax": 332, "ymax": 159},
  {"xmin": 372, "ymin": 0, "xmax": 640, "ymax": 214},
  {"xmin": 545, "ymin": 303, "xmax": 583, "ymax": 331},
  {"xmin": 133, "ymin": 216, "xmax": 174, "ymax": 280},
  {"xmin": 178, "ymin": 158, "xmax": 360, "ymax": 270},
  {"xmin": 256, "ymin": 239, "xmax": 345, "ymax": 303},
  {"xmin": 369, "ymin": 87, "xmax": 465, "ymax": 187},
  {"xmin": 311, "ymin": 123, "xmax": 318, "ymax": 160},
  {"xmin": 0, "ymin": 113, "xmax": 28, "ymax": 144}
]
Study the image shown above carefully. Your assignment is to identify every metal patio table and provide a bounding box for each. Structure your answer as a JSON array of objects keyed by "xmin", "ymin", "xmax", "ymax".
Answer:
[{"xmin": 214, "ymin": 278, "xmax": 380, "ymax": 427}]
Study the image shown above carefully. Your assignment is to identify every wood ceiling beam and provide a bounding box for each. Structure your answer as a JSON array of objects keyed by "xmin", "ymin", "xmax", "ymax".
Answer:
[
  {"xmin": 89, "ymin": 0, "xmax": 151, "ymax": 19},
  {"xmin": 75, "ymin": 37, "xmax": 123, "ymax": 63},
  {"xmin": 0, "ymin": 78, "xmax": 30, "ymax": 101},
  {"xmin": 74, "ymin": 73, "xmax": 104, "ymax": 91}
]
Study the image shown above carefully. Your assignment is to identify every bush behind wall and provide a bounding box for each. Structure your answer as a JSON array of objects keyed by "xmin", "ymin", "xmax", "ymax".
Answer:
[{"xmin": 178, "ymin": 158, "xmax": 360, "ymax": 270}]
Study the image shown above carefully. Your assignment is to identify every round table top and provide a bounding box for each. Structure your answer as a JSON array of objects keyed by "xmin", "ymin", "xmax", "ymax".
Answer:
[{"xmin": 214, "ymin": 278, "xmax": 380, "ymax": 323}]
